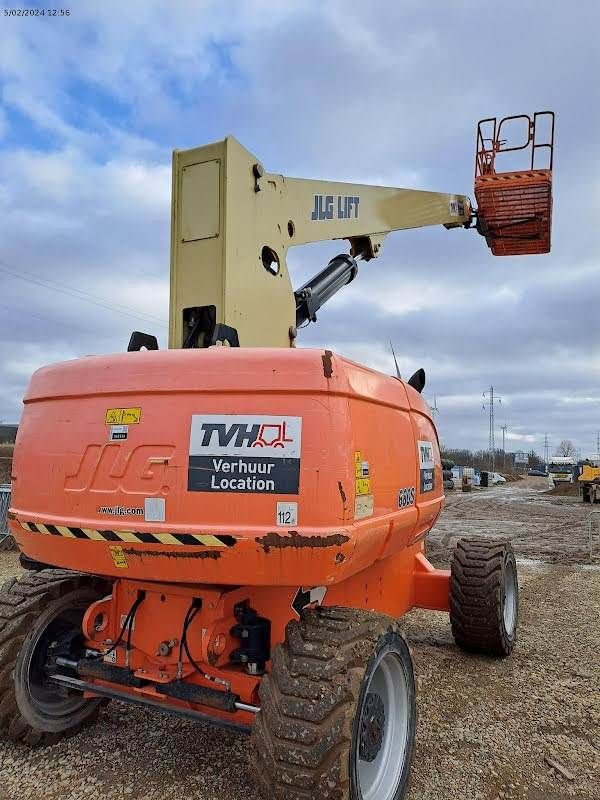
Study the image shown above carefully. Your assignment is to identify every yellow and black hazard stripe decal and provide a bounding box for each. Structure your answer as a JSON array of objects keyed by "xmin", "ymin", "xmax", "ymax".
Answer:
[{"xmin": 20, "ymin": 522, "xmax": 235, "ymax": 548}]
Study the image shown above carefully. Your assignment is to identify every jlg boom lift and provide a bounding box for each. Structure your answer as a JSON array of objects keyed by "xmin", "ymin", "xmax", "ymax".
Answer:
[{"xmin": 2, "ymin": 113, "xmax": 554, "ymax": 800}]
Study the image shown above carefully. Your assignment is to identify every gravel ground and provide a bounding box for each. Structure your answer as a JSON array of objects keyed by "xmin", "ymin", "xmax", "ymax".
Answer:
[{"xmin": 0, "ymin": 480, "xmax": 598, "ymax": 800}]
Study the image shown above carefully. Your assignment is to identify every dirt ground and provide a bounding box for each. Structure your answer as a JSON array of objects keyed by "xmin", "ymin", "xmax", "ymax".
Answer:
[
  {"xmin": 427, "ymin": 476, "xmax": 592, "ymax": 566},
  {"xmin": 0, "ymin": 478, "xmax": 598, "ymax": 800}
]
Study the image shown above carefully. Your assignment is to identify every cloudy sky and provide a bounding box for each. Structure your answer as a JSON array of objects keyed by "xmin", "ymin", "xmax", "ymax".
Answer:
[{"xmin": 0, "ymin": 1, "xmax": 598, "ymax": 457}]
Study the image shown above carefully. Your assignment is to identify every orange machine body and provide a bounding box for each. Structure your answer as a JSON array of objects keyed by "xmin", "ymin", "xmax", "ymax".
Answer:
[{"xmin": 9, "ymin": 347, "xmax": 449, "ymax": 724}]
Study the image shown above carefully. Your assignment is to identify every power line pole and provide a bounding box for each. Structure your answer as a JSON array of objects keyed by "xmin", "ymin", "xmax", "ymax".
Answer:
[
  {"xmin": 488, "ymin": 387, "xmax": 495, "ymax": 472},
  {"xmin": 483, "ymin": 387, "xmax": 502, "ymax": 472},
  {"xmin": 543, "ymin": 433, "xmax": 550, "ymax": 467},
  {"xmin": 501, "ymin": 424, "xmax": 508, "ymax": 470},
  {"xmin": 596, "ymin": 431, "xmax": 600, "ymax": 457}
]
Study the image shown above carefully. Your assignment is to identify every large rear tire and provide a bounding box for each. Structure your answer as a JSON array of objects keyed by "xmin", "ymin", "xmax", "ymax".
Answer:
[
  {"xmin": 450, "ymin": 538, "xmax": 518, "ymax": 657},
  {"xmin": 251, "ymin": 606, "xmax": 416, "ymax": 800},
  {"xmin": 0, "ymin": 569, "xmax": 109, "ymax": 746}
]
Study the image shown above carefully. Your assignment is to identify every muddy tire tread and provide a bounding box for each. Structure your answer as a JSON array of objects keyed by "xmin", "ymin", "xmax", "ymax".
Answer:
[
  {"xmin": 450, "ymin": 537, "xmax": 516, "ymax": 656},
  {"xmin": 251, "ymin": 606, "xmax": 401, "ymax": 800},
  {"xmin": 0, "ymin": 568, "xmax": 108, "ymax": 746}
]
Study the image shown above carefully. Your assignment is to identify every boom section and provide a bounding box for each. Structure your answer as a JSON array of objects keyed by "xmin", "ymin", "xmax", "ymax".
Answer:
[{"xmin": 169, "ymin": 136, "xmax": 470, "ymax": 349}]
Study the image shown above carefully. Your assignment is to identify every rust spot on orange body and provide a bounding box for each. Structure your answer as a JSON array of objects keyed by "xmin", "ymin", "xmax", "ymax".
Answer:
[
  {"xmin": 256, "ymin": 531, "xmax": 349, "ymax": 553},
  {"xmin": 122, "ymin": 547, "xmax": 220, "ymax": 560},
  {"xmin": 322, "ymin": 350, "xmax": 333, "ymax": 378}
]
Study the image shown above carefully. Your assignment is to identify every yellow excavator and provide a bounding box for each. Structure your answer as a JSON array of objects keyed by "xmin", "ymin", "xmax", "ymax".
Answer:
[{"xmin": 579, "ymin": 461, "xmax": 600, "ymax": 503}]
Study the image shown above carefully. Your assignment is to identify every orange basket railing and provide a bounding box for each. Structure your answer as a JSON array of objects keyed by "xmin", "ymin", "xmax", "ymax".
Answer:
[{"xmin": 474, "ymin": 112, "xmax": 554, "ymax": 256}]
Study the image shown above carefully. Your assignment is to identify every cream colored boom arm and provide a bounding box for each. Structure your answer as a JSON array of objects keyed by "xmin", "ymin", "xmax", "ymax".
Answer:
[{"xmin": 169, "ymin": 136, "xmax": 471, "ymax": 348}]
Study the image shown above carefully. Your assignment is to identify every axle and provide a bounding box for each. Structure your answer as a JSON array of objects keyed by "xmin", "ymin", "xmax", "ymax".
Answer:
[{"xmin": 50, "ymin": 672, "xmax": 258, "ymax": 734}]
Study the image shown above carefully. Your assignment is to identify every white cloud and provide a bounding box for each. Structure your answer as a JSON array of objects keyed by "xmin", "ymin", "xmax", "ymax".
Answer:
[
  {"xmin": 506, "ymin": 432, "xmax": 537, "ymax": 443},
  {"xmin": 0, "ymin": 0, "xmax": 598, "ymax": 459},
  {"xmin": 3, "ymin": 344, "xmax": 76, "ymax": 378},
  {"xmin": 0, "ymin": 147, "xmax": 171, "ymax": 270}
]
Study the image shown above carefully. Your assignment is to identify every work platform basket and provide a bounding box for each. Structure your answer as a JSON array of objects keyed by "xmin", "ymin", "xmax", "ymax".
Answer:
[{"xmin": 474, "ymin": 112, "xmax": 554, "ymax": 256}]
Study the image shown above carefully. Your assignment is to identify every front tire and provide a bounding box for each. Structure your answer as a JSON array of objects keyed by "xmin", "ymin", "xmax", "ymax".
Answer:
[
  {"xmin": 251, "ymin": 607, "xmax": 416, "ymax": 800},
  {"xmin": 0, "ymin": 569, "xmax": 109, "ymax": 745},
  {"xmin": 450, "ymin": 538, "xmax": 518, "ymax": 657}
]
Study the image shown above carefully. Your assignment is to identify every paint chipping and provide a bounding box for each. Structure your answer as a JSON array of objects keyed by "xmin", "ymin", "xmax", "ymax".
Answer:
[
  {"xmin": 256, "ymin": 531, "xmax": 350, "ymax": 553},
  {"xmin": 122, "ymin": 547, "xmax": 220, "ymax": 560},
  {"xmin": 338, "ymin": 481, "xmax": 347, "ymax": 504},
  {"xmin": 322, "ymin": 349, "xmax": 333, "ymax": 378}
]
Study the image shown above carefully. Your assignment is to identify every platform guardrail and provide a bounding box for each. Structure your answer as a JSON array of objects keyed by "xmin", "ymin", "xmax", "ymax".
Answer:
[{"xmin": 0, "ymin": 485, "xmax": 10, "ymax": 536}]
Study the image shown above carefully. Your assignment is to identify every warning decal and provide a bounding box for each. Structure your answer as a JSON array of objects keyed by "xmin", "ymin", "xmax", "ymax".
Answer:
[
  {"xmin": 105, "ymin": 407, "xmax": 141, "ymax": 425},
  {"xmin": 188, "ymin": 415, "xmax": 302, "ymax": 494},
  {"xmin": 109, "ymin": 545, "xmax": 129, "ymax": 569},
  {"xmin": 449, "ymin": 198, "xmax": 465, "ymax": 217},
  {"xmin": 354, "ymin": 451, "xmax": 362, "ymax": 477},
  {"xmin": 355, "ymin": 477, "xmax": 371, "ymax": 496},
  {"xmin": 418, "ymin": 440, "xmax": 435, "ymax": 493},
  {"xmin": 109, "ymin": 425, "xmax": 128, "ymax": 441},
  {"xmin": 355, "ymin": 494, "xmax": 374, "ymax": 519}
]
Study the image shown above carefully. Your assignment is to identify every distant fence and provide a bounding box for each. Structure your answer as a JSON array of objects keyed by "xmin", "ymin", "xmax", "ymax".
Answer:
[{"xmin": 0, "ymin": 485, "xmax": 10, "ymax": 535}]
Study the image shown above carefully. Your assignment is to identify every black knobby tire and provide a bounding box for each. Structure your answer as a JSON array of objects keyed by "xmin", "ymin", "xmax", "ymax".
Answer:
[
  {"xmin": 0, "ymin": 568, "xmax": 109, "ymax": 746},
  {"xmin": 582, "ymin": 486, "xmax": 591, "ymax": 503},
  {"xmin": 450, "ymin": 538, "xmax": 518, "ymax": 657},
  {"xmin": 250, "ymin": 606, "xmax": 416, "ymax": 800}
]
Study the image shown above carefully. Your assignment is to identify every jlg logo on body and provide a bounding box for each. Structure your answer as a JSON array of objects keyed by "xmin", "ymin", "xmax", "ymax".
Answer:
[{"xmin": 66, "ymin": 444, "xmax": 174, "ymax": 493}]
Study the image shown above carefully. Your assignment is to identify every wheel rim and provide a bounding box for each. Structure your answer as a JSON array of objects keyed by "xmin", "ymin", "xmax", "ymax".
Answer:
[
  {"xmin": 503, "ymin": 560, "xmax": 518, "ymax": 636},
  {"xmin": 20, "ymin": 601, "xmax": 89, "ymax": 720},
  {"xmin": 356, "ymin": 648, "xmax": 410, "ymax": 800}
]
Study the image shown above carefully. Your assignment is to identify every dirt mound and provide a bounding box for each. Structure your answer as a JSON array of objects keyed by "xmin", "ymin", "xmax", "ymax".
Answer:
[
  {"xmin": 501, "ymin": 471, "xmax": 523, "ymax": 482},
  {"xmin": 545, "ymin": 482, "xmax": 579, "ymax": 496}
]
